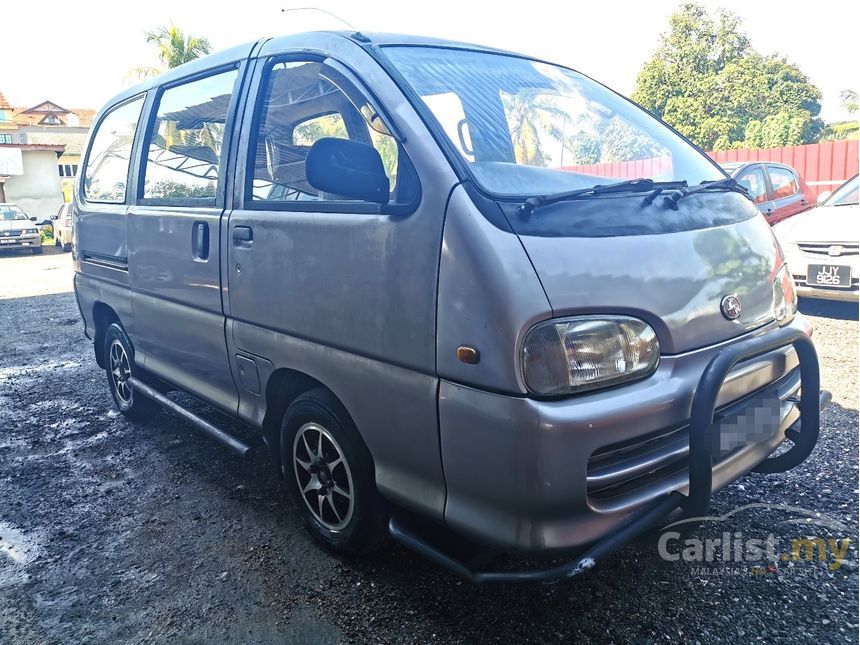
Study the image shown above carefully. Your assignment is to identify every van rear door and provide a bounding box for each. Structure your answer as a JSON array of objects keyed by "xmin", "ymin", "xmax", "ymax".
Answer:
[{"xmin": 127, "ymin": 64, "xmax": 246, "ymax": 412}]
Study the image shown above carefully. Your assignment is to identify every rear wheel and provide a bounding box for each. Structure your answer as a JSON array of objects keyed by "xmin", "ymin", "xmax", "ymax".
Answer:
[
  {"xmin": 104, "ymin": 323, "xmax": 158, "ymax": 422},
  {"xmin": 62, "ymin": 242, "xmax": 71, "ymax": 253},
  {"xmin": 281, "ymin": 388, "xmax": 388, "ymax": 556}
]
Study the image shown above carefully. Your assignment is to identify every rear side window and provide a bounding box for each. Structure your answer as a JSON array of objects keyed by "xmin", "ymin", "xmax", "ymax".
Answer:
[
  {"xmin": 248, "ymin": 60, "xmax": 413, "ymax": 206},
  {"xmin": 83, "ymin": 96, "xmax": 144, "ymax": 203},
  {"xmin": 141, "ymin": 69, "xmax": 238, "ymax": 203},
  {"xmin": 735, "ymin": 166, "xmax": 768, "ymax": 204},
  {"xmin": 767, "ymin": 166, "xmax": 799, "ymax": 200}
]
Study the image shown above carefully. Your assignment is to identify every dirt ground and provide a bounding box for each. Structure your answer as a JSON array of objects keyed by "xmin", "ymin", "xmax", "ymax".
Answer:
[{"xmin": 0, "ymin": 251, "xmax": 857, "ymax": 644}]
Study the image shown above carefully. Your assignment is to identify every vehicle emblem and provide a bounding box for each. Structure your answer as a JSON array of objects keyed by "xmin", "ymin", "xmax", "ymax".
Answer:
[
  {"xmin": 828, "ymin": 245, "xmax": 843, "ymax": 257},
  {"xmin": 720, "ymin": 295, "xmax": 742, "ymax": 320}
]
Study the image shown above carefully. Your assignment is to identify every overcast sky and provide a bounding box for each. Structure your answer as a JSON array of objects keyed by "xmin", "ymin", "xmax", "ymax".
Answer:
[{"xmin": 2, "ymin": 0, "xmax": 856, "ymax": 123}]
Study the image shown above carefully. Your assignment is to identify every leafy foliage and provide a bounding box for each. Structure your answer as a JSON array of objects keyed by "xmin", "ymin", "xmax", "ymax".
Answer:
[
  {"xmin": 840, "ymin": 90, "xmax": 858, "ymax": 115},
  {"xmin": 632, "ymin": 3, "xmax": 822, "ymax": 150},
  {"xmin": 501, "ymin": 93, "xmax": 665, "ymax": 166},
  {"xmin": 127, "ymin": 23, "xmax": 212, "ymax": 81},
  {"xmin": 821, "ymin": 120, "xmax": 859, "ymax": 142}
]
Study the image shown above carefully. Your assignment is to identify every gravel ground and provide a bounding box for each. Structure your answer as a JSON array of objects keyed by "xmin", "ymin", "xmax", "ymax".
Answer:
[{"xmin": 0, "ymin": 254, "xmax": 857, "ymax": 644}]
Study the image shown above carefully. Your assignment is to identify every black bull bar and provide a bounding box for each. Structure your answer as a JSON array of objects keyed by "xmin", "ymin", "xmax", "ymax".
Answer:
[{"xmin": 389, "ymin": 326, "xmax": 828, "ymax": 583}]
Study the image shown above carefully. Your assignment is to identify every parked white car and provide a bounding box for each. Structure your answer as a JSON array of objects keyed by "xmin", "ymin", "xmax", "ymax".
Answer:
[
  {"xmin": 773, "ymin": 175, "xmax": 858, "ymax": 302},
  {"xmin": 53, "ymin": 203, "xmax": 73, "ymax": 252}
]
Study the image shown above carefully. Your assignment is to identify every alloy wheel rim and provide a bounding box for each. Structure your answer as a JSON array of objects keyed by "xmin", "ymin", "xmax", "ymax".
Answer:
[
  {"xmin": 293, "ymin": 422, "xmax": 354, "ymax": 531},
  {"xmin": 109, "ymin": 339, "xmax": 132, "ymax": 405}
]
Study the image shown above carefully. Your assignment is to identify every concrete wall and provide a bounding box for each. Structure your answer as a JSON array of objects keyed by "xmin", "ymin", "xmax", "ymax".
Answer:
[{"xmin": 3, "ymin": 150, "xmax": 64, "ymax": 220}]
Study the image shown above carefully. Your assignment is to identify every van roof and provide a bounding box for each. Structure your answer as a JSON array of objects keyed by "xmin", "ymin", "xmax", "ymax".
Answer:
[{"xmin": 100, "ymin": 31, "xmax": 517, "ymax": 118}]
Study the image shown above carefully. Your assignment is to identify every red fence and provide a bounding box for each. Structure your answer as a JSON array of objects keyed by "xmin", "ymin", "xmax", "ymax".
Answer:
[
  {"xmin": 563, "ymin": 140, "xmax": 858, "ymax": 198},
  {"xmin": 706, "ymin": 140, "xmax": 859, "ymax": 197}
]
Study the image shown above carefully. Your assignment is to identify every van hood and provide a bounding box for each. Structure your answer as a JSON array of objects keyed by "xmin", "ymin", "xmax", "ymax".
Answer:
[{"xmin": 516, "ymin": 204, "xmax": 781, "ymax": 355}]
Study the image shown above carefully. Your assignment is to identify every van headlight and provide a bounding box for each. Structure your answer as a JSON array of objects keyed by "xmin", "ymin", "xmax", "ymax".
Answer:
[
  {"xmin": 772, "ymin": 265, "xmax": 798, "ymax": 326},
  {"xmin": 522, "ymin": 316, "xmax": 660, "ymax": 396}
]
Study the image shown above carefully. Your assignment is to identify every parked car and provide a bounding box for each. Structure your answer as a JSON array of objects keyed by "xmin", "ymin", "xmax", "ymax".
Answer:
[
  {"xmin": 0, "ymin": 203, "xmax": 43, "ymax": 254},
  {"xmin": 73, "ymin": 33, "xmax": 828, "ymax": 583},
  {"xmin": 773, "ymin": 175, "xmax": 858, "ymax": 302},
  {"xmin": 53, "ymin": 203, "xmax": 73, "ymax": 252},
  {"xmin": 721, "ymin": 161, "xmax": 816, "ymax": 225}
]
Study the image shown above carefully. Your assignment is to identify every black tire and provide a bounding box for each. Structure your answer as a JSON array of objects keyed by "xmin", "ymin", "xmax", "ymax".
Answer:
[
  {"xmin": 280, "ymin": 388, "xmax": 389, "ymax": 556},
  {"xmin": 103, "ymin": 323, "xmax": 159, "ymax": 422},
  {"xmin": 55, "ymin": 236, "xmax": 61, "ymax": 247},
  {"xmin": 31, "ymin": 246, "xmax": 42, "ymax": 255},
  {"xmin": 62, "ymin": 243, "xmax": 72, "ymax": 253}
]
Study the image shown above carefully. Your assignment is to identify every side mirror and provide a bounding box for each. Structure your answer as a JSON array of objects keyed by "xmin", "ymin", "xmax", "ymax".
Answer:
[
  {"xmin": 29, "ymin": 216, "xmax": 37, "ymax": 222},
  {"xmin": 816, "ymin": 190, "xmax": 832, "ymax": 204},
  {"xmin": 306, "ymin": 137, "xmax": 389, "ymax": 205}
]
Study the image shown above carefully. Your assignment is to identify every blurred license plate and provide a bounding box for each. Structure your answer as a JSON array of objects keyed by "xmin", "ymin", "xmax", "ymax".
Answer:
[
  {"xmin": 808, "ymin": 264, "xmax": 851, "ymax": 288},
  {"xmin": 714, "ymin": 395, "xmax": 781, "ymax": 456}
]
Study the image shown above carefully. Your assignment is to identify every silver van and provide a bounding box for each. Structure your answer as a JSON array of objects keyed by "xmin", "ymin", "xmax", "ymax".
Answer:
[{"xmin": 73, "ymin": 32, "xmax": 828, "ymax": 583}]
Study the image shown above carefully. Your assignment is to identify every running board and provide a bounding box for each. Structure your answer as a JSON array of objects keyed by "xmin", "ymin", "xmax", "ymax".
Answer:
[{"xmin": 128, "ymin": 376, "xmax": 252, "ymax": 457}]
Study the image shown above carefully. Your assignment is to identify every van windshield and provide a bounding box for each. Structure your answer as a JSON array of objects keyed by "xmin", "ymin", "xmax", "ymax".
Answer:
[{"xmin": 383, "ymin": 46, "xmax": 724, "ymax": 198}]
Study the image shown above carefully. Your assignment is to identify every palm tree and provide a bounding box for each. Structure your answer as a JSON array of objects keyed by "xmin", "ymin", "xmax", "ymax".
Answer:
[
  {"xmin": 501, "ymin": 94, "xmax": 601, "ymax": 167},
  {"xmin": 840, "ymin": 90, "xmax": 858, "ymax": 115},
  {"xmin": 502, "ymin": 94, "xmax": 569, "ymax": 166},
  {"xmin": 127, "ymin": 24, "xmax": 212, "ymax": 81}
]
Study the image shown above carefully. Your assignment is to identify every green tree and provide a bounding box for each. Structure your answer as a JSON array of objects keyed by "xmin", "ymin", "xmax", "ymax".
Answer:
[
  {"xmin": 127, "ymin": 23, "xmax": 212, "ymax": 81},
  {"xmin": 821, "ymin": 91, "xmax": 858, "ymax": 141},
  {"xmin": 840, "ymin": 90, "xmax": 858, "ymax": 115},
  {"xmin": 501, "ymin": 94, "xmax": 576, "ymax": 166},
  {"xmin": 632, "ymin": 3, "xmax": 822, "ymax": 149}
]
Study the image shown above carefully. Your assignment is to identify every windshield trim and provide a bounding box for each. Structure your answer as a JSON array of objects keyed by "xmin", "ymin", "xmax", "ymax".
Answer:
[
  {"xmin": 823, "ymin": 175, "xmax": 859, "ymax": 207},
  {"xmin": 374, "ymin": 43, "xmax": 729, "ymax": 202}
]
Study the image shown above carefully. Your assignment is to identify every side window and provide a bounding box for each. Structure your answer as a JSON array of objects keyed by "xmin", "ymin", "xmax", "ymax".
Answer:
[
  {"xmin": 766, "ymin": 166, "xmax": 799, "ymax": 200},
  {"xmin": 249, "ymin": 60, "xmax": 410, "ymax": 205},
  {"xmin": 83, "ymin": 96, "xmax": 144, "ymax": 203},
  {"xmin": 142, "ymin": 69, "xmax": 238, "ymax": 202},
  {"xmin": 735, "ymin": 166, "xmax": 769, "ymax": 204}
]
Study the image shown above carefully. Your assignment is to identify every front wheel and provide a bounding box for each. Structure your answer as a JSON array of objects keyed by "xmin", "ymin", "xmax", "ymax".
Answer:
[
  {"xmin": 281, "ymin": 388, "xmax": 389, "ymax": 556},
  {"xmin": 104, "ymin": 323, "xmax": 158, "ymax": 422}
]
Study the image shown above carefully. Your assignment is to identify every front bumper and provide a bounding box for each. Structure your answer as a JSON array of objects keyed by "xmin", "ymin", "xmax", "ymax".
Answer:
[
  {"xmin": 392, "ymin": 318, "xmax": 827, "ymax": 582},
  {"xmin": 0, "ymin": 234, "xmax": 41, "ymax": 250},
  {"xmin": 794, "ymin": 282, "xmax": 859, "ymax": 302}
]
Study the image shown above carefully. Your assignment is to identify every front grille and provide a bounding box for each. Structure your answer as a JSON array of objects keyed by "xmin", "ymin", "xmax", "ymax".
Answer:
[
  {"xmin": 586, "ymin": 366, "xmax": 800, "ymax": 507},
  {"xmin": 798, "ymin": 242, "xmax": 859, "ymax": 257},
  {"xmin": 0, "ymin": 230, "xmax": 23, "ymax": 237}
]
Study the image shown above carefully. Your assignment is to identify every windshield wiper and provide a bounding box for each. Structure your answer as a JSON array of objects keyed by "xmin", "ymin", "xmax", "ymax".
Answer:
[
  {"xmin": 661, "ymin": 177, "xmax": 750, "ymax": 209},
  {"xmin": 517, "ymin": 178, "xmax": 686, "ymax": 220}
]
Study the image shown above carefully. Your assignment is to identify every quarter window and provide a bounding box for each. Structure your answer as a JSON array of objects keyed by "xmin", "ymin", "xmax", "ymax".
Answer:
[
  {"xmin": 83, "ymin": 96, "xmax": 144, "ymax": 203},
  {"xmin": 766, "ymin": 166, "xmax": 799, "ymax": 200},
  {"xmin": 249, "ymin": 60, "xmax": 410, "ymax": 205},
  {"xmin": 141, "ymin": 69, "xmax": 238, "ymax": 202}
]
